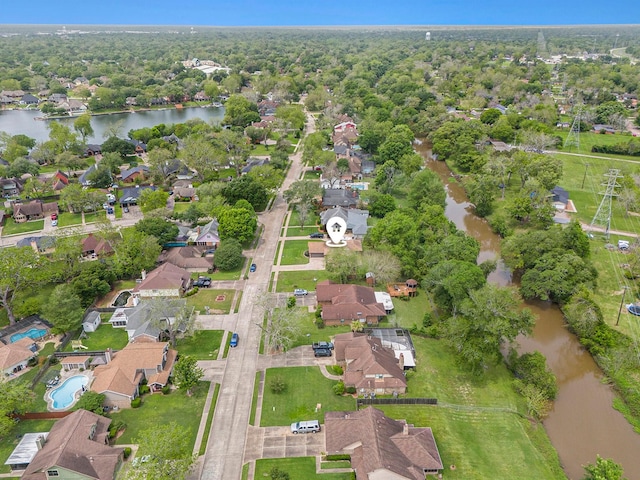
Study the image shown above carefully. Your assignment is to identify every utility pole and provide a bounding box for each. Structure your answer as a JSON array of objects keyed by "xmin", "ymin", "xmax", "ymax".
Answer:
[
  {"xmin": 589, "ymin": 169, "xmax": 623, "ymax": 240},
  {"xmin": 616, "ymin": 286, "xmax": 629, "ymax": 326}
]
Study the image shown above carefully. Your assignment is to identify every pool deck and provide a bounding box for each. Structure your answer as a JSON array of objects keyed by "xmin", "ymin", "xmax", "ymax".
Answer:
[{"xmin": 46, "ymin": 369, "xmax": 94, "ymax": 411}]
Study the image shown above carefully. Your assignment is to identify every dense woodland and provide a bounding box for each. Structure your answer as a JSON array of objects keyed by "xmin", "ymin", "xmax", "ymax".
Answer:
[{"xmin": 1, "ymin": 25, "xmax": 640, "ymax": 475}]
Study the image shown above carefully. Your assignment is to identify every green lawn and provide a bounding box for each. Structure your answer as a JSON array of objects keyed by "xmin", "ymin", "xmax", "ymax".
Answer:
[
  {"xmin": 386, "ymin": 292, "xmax": 432, "ymax": 330},
  {"xmin": 555, "ymin": 130, "xmax": 640, "ymax": 158},
  {"xmin": 2, "ymin": 218, "xmax": 44, "ymax": 235},
  {"xmin": 173, "ymin": 202, "xmax": 193, "ymax": 214},
  {"xmin": 211, "ymin": 266, "xmax": 243, "ymax": 280},
  {"xmin": 186, "ymin": 289, "xmax": 235, "ymax": 314},
  {"xmin": 0, "ymin": 419, "xmax": 57, "ymax": 473},
  {"xmin": 84, "ymin": 211, "xmax": 106, "ymax": 223},
  {"xmin": 31, "ymin": 365, "xmax": 63, "ymax": 412},
  {"xmin": 57, "ymin": 212, "xmax": 83, "ymax": 227},
  {"xmin": 260, "ymin": 366, "xmax": 354, "ymax": 426},
  {"xmin": 110, "ymin": 380, "xmax": 209, "ymax": 450},
  {"xmin": 175, "ymin": 330, "xmax": 224, "ymax": 360},
  {"xmin": 286, "ymin": 226, "xmax": 319, "ymax": 237},
  {"xmin": 63, "ymin": 323, "xmax": 128, "ymax": 352},
  {"xmin": 289, "ymin": 210, "xmax": 320, "ymax": 230},
  {"xmin": 280, "ymin": 240, "xmax": 324, "ymax": 266},
  {"xmin": 379, "ymin": 405, "xmax": 564, "ymax": 480},
  {"xmin": 303, "ymin": 170, "xmax": 321, "ymax": 180},
  {"xmin": 275, "ymin": 270, "xmax": 329, "ymax": 293},
  {"xmin": 198, "ymin": 383, "xmax": 220, "ymax": 456},
  {"xmin": 254, "ymin": 457, "xmax": 352, "ymax": 480},
  {"xmin": 286, "ymin": 308, "xmax": 351, "ymax": 349}
]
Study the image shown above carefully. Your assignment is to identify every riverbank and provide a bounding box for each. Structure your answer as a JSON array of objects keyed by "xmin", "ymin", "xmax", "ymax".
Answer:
[{"xmin": 34, "ymin": 102, "xmax": 223, "ymax": 121}]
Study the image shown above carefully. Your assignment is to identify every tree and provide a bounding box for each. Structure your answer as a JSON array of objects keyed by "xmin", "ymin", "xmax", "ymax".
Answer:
[
  {"xmin": 71, "ymin": 261, "xmax": 115, "ymax": 308},
  {"xmin": 360, "ymin": 250, "xmax": 402, "ymax": 285},
  {"xmin": 480, "ymin": 108, "xmax": 502, "ymax": 125},
  {"xmin": 269, "ymin": 467, "xmax": 291, "ymax": 480},
  {"xmin": 111, "ymin": 230, "xmax": 162, "ymax": 279},
  {"xmin": 218, "ymin": 207, "xmax": 257, "ymax": 243},
  {"xmin": 73, "ymin": 391, "xmax": 106, "ymax": 415},
  {"xmin": 73, "ymin": 113, "xmax": 94, "ymax": 143},
  {"xmin": 125, "ymin": 422, "xmax": 196, "ymax": 480},
  {"xmin": 256, "ymin": 295, "xmax": 302, "ymax": 353},
  {"xmin": 42, "ymin": 283, "xmax": 85, "ymax": 334},
  {"xmin": 424, "ymin": 259, "xmax": 486, "ymax": 311},
  {"xmin": 325, "ymin": 249, "xmax": 361, "ymax": 284},
  {"xmin": 7, "ymin": 157, "xmax": 40, "ymax": 178},
  {"xmin": 22, "ymin": 177, "xmax": 53, "ymax": 200},
  {"xmin": 213, "ymin": 239, "xmax": 244, "ymax": 271},
  {"xmin": 101, "ymin": 136, "xmax": 135, "ymax": 157},
  {"xmin": 408, "ymin": 169, "xmax": 446, "ymax": 211},
  {"xmin": 0, "ymin": 247, "xmax": 43, "ymax": 324},
  {"xmin": 178, "ymin": 136, "xmax": 218, "ymax": 180},
  {"xmin": 582, "ymin": 456, "xmax": 627, "ymax": 480},
  {"xmin": 0, "ymin": 380, "xmax": 34, "ymax": 438},
  {"xmin": 468, "ymin": 174, "xmax": 498, "ymax": 217},
  {"xmin": 52, "ymin": 235, "xmax": 84, "ymax": 280},
  {"xmin": 138, "ymin": 189, "xmax": 169, "ymax": 213},
  {"xmin": 222, "ymin": 175, "xmax": 268, "ymax": 211},
  {"xmin": 173, "ymin": 355, "xmax": 204, "ymax": 396},
  {"xmin": 444, "ymin": 284, "xmax": 535, "ymax": 373},
  {"xmin": 47, "ymin": 121, "xmax": 79, "ymax": 154},
  {"xmin": 284, "ymin": 180, "xmax": 321, "ymax": 207},
  {"xmin": 86, "ymin": 165, "xmax": 113, "ymax": 189},
  {"xmin": 222, "ymin": 94, "xmax": 260, "ymax": 127},
  {"xmin": 135, "ymin": 217, "xmax": 179, "ymax": 246}
]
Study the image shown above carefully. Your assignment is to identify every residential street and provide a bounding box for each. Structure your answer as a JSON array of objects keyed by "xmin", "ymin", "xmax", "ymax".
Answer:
[{"xmin": 197, "ymin": 113, "xmax": 316, "ymax": 480}]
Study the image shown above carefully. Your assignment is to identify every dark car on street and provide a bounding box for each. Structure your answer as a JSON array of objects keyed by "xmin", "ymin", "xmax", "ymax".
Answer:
[
  {"xmin": 314, "ymin": 348, "xmax": 332, "ymax": 357},
  {"xmin": 193, "ymin": 276, "xmax": 212, "ymax": 288},
  {"xmin": 230, "ymin": 332, "xmax": 239, "ymax": 347},
  {"xmin": 250, "ymin": 263, "xmax": 257, "ymax": 272},
  {"xmin": 309, "ymin": 232, "xmax": 324, "ymax": 238}
]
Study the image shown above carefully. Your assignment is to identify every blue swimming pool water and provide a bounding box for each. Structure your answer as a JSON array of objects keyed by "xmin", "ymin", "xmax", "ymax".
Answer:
[
  {"xmin": 10, "ymin": 328, "xmax": 47, "ymax": 343},
  {"xmin": 50, "ymin": 375, "xmax": 89, "ymax": 410}
]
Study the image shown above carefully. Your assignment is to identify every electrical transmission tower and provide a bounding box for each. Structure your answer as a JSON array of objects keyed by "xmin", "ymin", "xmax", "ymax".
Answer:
[
  {"xmin": 589, "ymin": 169, "xmax": 623, "ymax": 240},
  {"xmin": 564, "ymin": 107, "xmax": 582, "ymax": 151}
]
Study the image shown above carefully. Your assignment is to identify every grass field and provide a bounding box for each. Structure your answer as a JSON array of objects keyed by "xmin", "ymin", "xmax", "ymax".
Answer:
[
  {"xmin": 275, "ymin": 270, "xmax": 329, "ymax": 292},
  {"xmin": 259, "ymin": 366, "xmax": 354, "ymax": 426},
  {"xmin": 253, "ymin": 457, "xmax": 352, "ymax": 480},
  {"xmin": 555, "ymin": 130, "xmax": 639, "ymax": 158},
  {"xmin": 280, "ymin": 240, "xmax": 324, "ymax": 265},
  {"xmin": 210, "ymin": 266, "xmax": 244, "ymax": 280},
  {"xmin": 57, "ymin": 212, "xmax": 83, "ymax": 227},
  {"xmin": 111, "ymin": 380, "xmax": 209, "ymax": 450},
  {"xmin": 186, "ymin": 289, "xmax": 235, "ymax": 314},
  {"xmin": 288, "ymin": 210, "xmax": 320, "ymax": 230},
  {"xmin": 63, "ymin": 323, "xmax": 128, "ymax": 351},
  {"xmin": 173, "ymin": 201, "xmax": 193, "ymax": 214},
  {"xmin": 387, "ymin": 291, "xmax": 432, "ymax": 330},
  {"xmin": 2, "ymin": 218, "xmax": 44, "ymax": 235},
  {"xmin": 175, "ymin": 330, "xmax": 224, "ymax": 360},
  {"xmin": 286, "ymin": 226, "xmax": 319, "ymax": 237},
  {"xmin": 198, "ymin": 383, "xmax": 220, "ymax": 456}
]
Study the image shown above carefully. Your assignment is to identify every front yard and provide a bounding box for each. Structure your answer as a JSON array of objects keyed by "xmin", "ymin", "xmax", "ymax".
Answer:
[
  {"xmin": 110, "ymin": 380, "xmax": 209, "ymax": 450},
  {"xmin": 2, "ymin": 218, "xmax": 44, "ymax": 236},
  {"xmin": 175, "ymin": 330, "xmax": 224, "ymax": 360},
  {"xmin": 251, "ymin": 457, "xmax": 352, "ymax": 480},
  {"xmin": 259, "ymin": 366, "xmax": 354, "ymax": 426},
  {"xmin": 275, "ymin": 270, "xmax": 329, "ymax": 293},
  {"xmin": 280, "ymin": 240, "xmax": 320, "ymax": 265},
  {"xmin": 186, "ymin": 288, "xmax": 235, "ymax": 314}
]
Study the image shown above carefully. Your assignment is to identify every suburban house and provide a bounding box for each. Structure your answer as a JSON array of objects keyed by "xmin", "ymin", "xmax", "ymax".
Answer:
[
  {"xmin": 320, "ymin": 206, "xmax": 369, "ymax": 238},
  {"xmin": 190, "ymin": 219, "xmax": 220, "ymax": 246},
  {"xmin": 0, "ymin": 316, "xmax": 52, "ymax": 347},
  {"xmin": 322, "ymin": 189, "xmax": 359, "ymax": 209},
  {"xmin": 241, "ymin": 158, "xmax": 270, "ymax": 175},
  {"xmin": 316, "ymin": 281, "xmax": 387, "ymax": 326},
  {"xmin": 334, "ymin": 120, "xmax": 357, "ymax": 133},
  {"xmin": 325, "ymin": 407, "xmax": 443, "ymax": 479},
  {"xmin": 79, "ymin": 164, "xmax": 97, "ymax": 187},
  {"xmin": 16, "ymin": 236, "xmax": 56, "ymax": 254},
  {"xmin": 172, "ymin": 186, "xmax": 197, "ymax": 201},
  {"xmin": 0, "ymin": 177, "xmax": 23, "ymax": 196},
  {"xmin": 20, "ymin": 94, "xmax": 39, "ymax": 105},
  {"xmin": 81, "ymin": 233, "xmax": 114, "ymax": 258},
  {"xmin": 109, "ymin": 300, "xmax": 188, "ymax": 342},
  {"xmin": 119, "ymin": 185, "xmax": 156, "ymax": 207},
  {"xmin": 119, "ymin": 165, "xmax": 150, "ymax": 183},
  {"xmin": 91, "ymin": 342, "xmax": 177, "ymax": 408},
  {"xmin": 50, "ymin": 170, "xmax": 70, "ymax": 191},
  {"xmin": 193, "ymin": 91, "xmax": 211, "ymax": 102},
  {"xmin": 0, "ymin": 337, "xmax": 37, "ymax": 376},
  {"xmin": 333, "ymin": 332, "xmax": 407, "ymax": 395},
  {"xmin": 82, "ymin": 311, "xmax": 101, "ymax": 333},
  {"xmin": 158, "ymin": 246, "xmax": 213, "ymax": 271},
  {"xmin": 84, "ymin": 144, "xmax": 102, "ymax": 156},
  {"xmin": 18, "ymin": 409, "xmax": 124, "ymax": 480},
  {"xmin": 593, "ymin": 124, "xmax": 616, "ymax": 134},
  {"xmin": 13, "ymin": 200, "xmax": 58, "ymax": 223},
  {"xmin": 127, "ymin": 139, "xmax": 147, "ymax": 155},
  {"xmin": 132, "ymin": 262, "xmax": 191, "ymax": 299}
]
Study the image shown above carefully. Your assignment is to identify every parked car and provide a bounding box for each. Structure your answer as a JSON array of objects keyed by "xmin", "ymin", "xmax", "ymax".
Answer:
[
  {"xmin": 314, "ymin": 348, "xmax": 332, "ymax": 357},
  {"xmin": 309, "ymin": 232, "xmax": 324, "ymax": 239},
  {"xmin": 290, "ymin": 420, "xmax": 320, "ymax": 434},
  {"xmin": 193, "ymin": 276, "xmax": 212, "ymax": 288},
  {"xmin": 51, "ymin": 219, "xmax": 58, "ymax": 227},
  {"xmin": 250, "ymin": 263, "xmax": 257, "ymax": 272},
  {"xmin": 230, "ymin": 332, "xmax": 239, "ymax": 347},
  {"xmin": 312, "ymin": 341, "xmax": 334, "ymax": 350},
  {"xmin": 123, "ymin": 206, "xmax": 129, "ymax": 213},
  {"xmin": 107, "ymin": 207, "xmax": 114, "ymax": 215},
  {"xmin": 51, "ymin": 213, "xmax": 57, "ymax": 221},
  {"xmin": 294, "ymin": 289, "xmax": 308, "ymax": 296}
]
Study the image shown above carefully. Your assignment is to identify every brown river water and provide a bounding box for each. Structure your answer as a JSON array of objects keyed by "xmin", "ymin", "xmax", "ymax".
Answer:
[{"xmin": 418, "ymin": 144, "xmax": 640, "ymax": 480}]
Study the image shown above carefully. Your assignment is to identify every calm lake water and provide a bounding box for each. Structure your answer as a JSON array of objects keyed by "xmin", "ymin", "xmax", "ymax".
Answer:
[
  {"xmin": 0, "ymin": 107, "xmax": 225, "ymax": 144},
  {"xmin": 417, "ymin": 142, "xmax": 640, "ymax": 480}
]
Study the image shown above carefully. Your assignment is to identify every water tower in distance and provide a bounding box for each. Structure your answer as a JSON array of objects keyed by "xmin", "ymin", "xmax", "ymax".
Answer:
[{"xmin": 425, "ymin": 31, "xmax": 431, "ymax": 41}]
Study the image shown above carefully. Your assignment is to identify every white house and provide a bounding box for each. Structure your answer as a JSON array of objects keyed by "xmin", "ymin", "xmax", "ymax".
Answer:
[
  {"xmin": 0, "ymin": 338, "xmax": 37, "ymax": 377},
  {"xmin": 82, "ymin": 311, "xmax": 101, "ymax": 333}
]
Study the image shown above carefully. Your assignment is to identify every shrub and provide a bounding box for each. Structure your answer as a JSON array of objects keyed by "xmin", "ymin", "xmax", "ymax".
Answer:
[
  {"xmin": 131, "ymin": 398, "xmax": 141, "ymax": 408},
  {"xmin": 184, "ymin": 286, "xmax": 199, "ymax": 297},
  {"xmin": 269, "ymin": 376, "xmax": 287, "ymax": 394},
  {"xmin": 269, "ymin": 467, "xmax": 290, "ymax": 480},
  {"xmin": 326, "ymin": 454, "xmax": 351, "ymax": 461},
  {"xmin": 328, "ymin": 365, "xmax": 343, "ymax": 375},
  {"xmin": 139, "ymin": 385, "xmax": 151, "ymax": 395},
  {"xmin": 49, "ymin": 356, "xmax": 59, "ymax": 365},
  {"xmin": 123, "ymin": 447, "xmax": 132, "ymax": 459},
  {"xmin": 333, "ymin": 380, "xmax": 345, "ymax": 395},
  {"xmin": 162, "ymin": 385, "xmax": 171, "ymax": 395},
  {"xmin": 508, "ymin": 351, "xmax": 557, "ymax": 400},
  {"xmin": 345, "ymin": 386, "xmax": 356, "ymax": 394},
  {"xmin": 27, "ymin": 357, "xmax": 38, "ymax": 367}
]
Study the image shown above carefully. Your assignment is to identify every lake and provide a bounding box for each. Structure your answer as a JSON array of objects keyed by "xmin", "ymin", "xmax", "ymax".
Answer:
[{"xmin": 0, "ymin": 107, "xmax": 225, "ymax": 144}]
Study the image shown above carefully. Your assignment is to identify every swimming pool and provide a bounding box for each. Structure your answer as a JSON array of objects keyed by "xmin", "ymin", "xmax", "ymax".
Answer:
[
  {"xmin": 10, "ymin": 328, "xmax": 47, "ymax": 343},
  {"xmin": 350, "ymin": 182, "xmax": 369, "ymax": 191},
  {"xmin": 49, "ymin": 375, "xmax": 89, "ymax": 410}
]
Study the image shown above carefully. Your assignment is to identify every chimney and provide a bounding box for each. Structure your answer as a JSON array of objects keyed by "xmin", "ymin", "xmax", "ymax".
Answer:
[
  {"xmin": 35, "ymin": 435, "xmax": 45, "ymax": 450},
  {"xmin": 399, "ymin": 353, "xmax": 405, "ymax": 370},
  {"xmin": 402, "ymin": 422, "xmax": 409, "ymax": 436},
  {"xmin": 30, "ymin": 239, "xmax": 39, "ymax": 253},
  {"xmin": 104, "ymin": 348, "xmax": 112, "ymax": 363},
  {"xmin": 141, "ymin": 270, "xmax": 147, "ymax": 280}
]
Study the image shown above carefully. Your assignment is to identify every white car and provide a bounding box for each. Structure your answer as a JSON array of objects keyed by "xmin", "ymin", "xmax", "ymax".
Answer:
[{"xmin": 51, "ymin": 219, "xmax": 58, "ymax": 227}]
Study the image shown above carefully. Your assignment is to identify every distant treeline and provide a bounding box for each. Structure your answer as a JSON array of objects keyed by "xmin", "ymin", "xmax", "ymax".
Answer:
[{"xmin": 591, "ymin": 139, "xmax": 640, "ymax": 156}]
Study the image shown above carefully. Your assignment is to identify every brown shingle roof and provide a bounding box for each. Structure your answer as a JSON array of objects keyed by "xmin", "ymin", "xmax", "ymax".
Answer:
[
  {"xmin": 316, "ymin": 281, "xmax": 386, "ymax": 322},
  {"xmin": 132, "ymin": 262, "xmax": 190, "ymax": 293},
  {"xmin": 22, "ymin": 409, "xmax": 123, "ymax": 480},
  {"xmin": 81, "ymin": 233, "xmax": 113, "ymax": 256},
  {"xmin": 158, "ymin": 246, "xmax": 212, "ymax": 270},
  {"xmin": 325, "ymin": 407, "xmax": 443, "ymax": 480},
  {"xmin": 0, "ymin": 337, "xmax": 35, "ymax": 370}
]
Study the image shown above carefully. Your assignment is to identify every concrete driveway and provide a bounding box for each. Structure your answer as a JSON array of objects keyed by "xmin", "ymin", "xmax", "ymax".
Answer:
[{"xmin": 244, "ymin": 426, "xmax": 325, "ymax": 462}]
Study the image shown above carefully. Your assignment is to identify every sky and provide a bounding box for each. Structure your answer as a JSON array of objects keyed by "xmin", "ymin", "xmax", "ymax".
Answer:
[{"xmin": 2, "ymin": 0, "xmax": 640, "ymax": 26}]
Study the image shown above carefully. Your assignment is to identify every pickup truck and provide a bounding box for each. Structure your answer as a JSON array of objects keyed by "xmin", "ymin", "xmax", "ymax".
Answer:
[{"xmin": 312, "ymin": 341, "xmax": 334, "ymax": 351}]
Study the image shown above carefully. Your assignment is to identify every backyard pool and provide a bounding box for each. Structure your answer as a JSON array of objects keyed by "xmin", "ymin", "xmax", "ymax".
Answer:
[
  {"xmin": 350, "ymin": 182, "xmax": 369, "ymax": 191},
  {"xmin": 49, "ymin": 375, "xmax": 89, "ymax": 410},
  {"xmin": 112, "ymin": 290, "xmax": 132, "ymax": 307},
  {"xmin": 10, "ymin": 328, "xmax": 48, "ymax": 343}
]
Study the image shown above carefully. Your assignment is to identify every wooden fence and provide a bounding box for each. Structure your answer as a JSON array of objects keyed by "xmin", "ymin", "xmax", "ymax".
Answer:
[{"xmin": 356, "ymin": 397, "xmax": 438, "ymax": 409}]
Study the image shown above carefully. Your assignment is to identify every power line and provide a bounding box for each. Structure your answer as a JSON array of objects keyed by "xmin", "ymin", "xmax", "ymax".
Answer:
[{"xmin": 589, "ymin": 168, "xmax": 623, "ymax": 240}]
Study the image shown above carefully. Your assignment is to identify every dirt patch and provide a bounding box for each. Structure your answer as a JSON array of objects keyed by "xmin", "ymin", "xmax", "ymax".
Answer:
[{"xmin": 215, "ymin": 295, "xmax": 226, "ymax": 302}]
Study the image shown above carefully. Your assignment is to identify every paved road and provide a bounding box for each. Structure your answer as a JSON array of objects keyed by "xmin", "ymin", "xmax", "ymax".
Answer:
[{"xmin": 198, "ymin": 112, "xmax": 316, "ymax": 480}]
